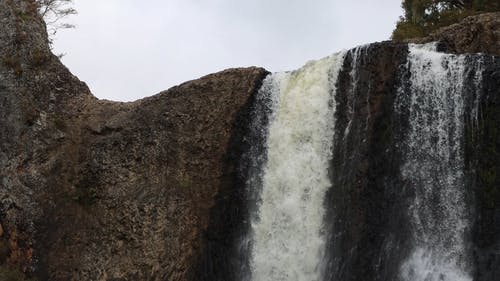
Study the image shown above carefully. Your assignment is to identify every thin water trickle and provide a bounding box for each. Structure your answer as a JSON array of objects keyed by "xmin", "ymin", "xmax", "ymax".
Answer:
[{"xmin": 398, "ymin": 43, "xmax": 475, "ymax": 281}]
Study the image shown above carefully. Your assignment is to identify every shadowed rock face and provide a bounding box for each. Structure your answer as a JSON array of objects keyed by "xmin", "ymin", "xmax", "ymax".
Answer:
[
  {"xmin": 1, "ymin": 1, "xmax": 499, "ymax": 281},
  {"xmin": 322, "ymin": 42, "xmax": 500, "ymax": 281},
  {"xmin": 468, "ymin": 56, "xmax": 500, "ymax": 281},
  {"xmin": 33, "ymin": 67, "xmax": 268, "ymax": 281},
  {"xmin": 0, "ymin": 1, "xmax": 267, "ymax": 280},
  {"xmin": 322, "ymin": 42, "xmax": 412, "ymax": 281}
]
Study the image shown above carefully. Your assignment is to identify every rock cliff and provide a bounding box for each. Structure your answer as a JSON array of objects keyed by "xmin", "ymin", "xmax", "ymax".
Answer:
[
  {"xmin": 0, "ymin": 1, "xmax": 267, "ymax": 280},
  {"xmin": 0, "ymin": 1, "xmax": 498, "ymax": 281},
  {"xmin": 411, "ymin": 12, "xmax": 500, "ymax": 56}
]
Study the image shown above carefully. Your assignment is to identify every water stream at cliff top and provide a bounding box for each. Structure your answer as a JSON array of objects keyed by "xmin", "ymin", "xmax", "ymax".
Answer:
[{"xmin": 248, "ymin": 52, "xmax": 345, "ymax": 281}]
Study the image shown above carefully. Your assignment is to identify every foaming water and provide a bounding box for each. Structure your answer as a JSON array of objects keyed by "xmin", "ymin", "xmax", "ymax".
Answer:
[
  {"xmin": 397, "ymin": 43, "xmax": 473, "ymax": 281},
  {"xmin": 248, "ymin": 52, "xmax": 345, "ymax": 281}
]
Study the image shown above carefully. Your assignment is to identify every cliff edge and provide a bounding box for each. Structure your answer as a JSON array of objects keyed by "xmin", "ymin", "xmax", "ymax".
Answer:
[
  {"xmin": 410, "ymin": 12, "xmax": 500, "ymax": 56},
  {"xmin": 0, "ymin": 1, "xmax": 267, "ymax": 280}
]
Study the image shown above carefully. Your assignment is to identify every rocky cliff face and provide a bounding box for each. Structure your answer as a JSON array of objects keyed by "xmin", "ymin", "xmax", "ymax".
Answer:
[
  {"xmin": 411, "ymin": 12, "xmax": 500, "ymax": 56},
  {"xmin": 0, "ymin": 1, "xmax": 267, "ymax": 280},
  {"xmin": 0, "ymin": 1, "xmax": 499, "ymax": 281}
]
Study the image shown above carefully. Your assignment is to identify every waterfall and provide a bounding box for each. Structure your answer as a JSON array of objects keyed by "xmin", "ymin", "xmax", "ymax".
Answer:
[
  {"xmin": 397, "ymin": 43, "xmax": 476, "ymax": 281},
  {"xmin": 248, "ymin": 52, "xmax": 345, "ymax": 281},
  {"xmin": 235, "ymin": 42, "xmax": 493, "ymax": 281}
]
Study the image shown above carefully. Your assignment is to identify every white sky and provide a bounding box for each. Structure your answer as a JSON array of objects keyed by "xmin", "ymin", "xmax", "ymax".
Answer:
[{"xmin": 53, "ymin": 0, "xmax": 403, "ymax": 101}]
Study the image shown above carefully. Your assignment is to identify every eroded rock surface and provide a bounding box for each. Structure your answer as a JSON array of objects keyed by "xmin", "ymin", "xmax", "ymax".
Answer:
[
  {"xmin": 0, "ymin": 1, "xmax": 267, "ymax": 280},
  {"xmin": 411, "ymin": 12, "xmax": 500, "ymax": 56}
]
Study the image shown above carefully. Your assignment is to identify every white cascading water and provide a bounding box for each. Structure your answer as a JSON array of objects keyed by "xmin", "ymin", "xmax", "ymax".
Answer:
[
  {"xmin": 249, "ymin": 52, "xmax": 345, "ymax": 281},
  {"xmin": 398, "ymin": 43, "xmax": 474, "ymax": 281}
]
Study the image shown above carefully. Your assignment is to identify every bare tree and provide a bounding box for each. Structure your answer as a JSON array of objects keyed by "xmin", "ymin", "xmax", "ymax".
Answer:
[{"xmin": 36, "ymin": 0, "xmax": 77, "ymax": 38}]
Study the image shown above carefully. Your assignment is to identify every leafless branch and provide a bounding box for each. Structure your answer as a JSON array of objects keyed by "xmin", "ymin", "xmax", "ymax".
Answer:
[{"xmin": 35, "ymin": 0, "xmax": 77, "ymax": 41}]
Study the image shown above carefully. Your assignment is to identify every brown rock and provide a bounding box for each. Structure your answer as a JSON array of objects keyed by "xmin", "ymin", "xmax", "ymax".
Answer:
[
  {"xmin": 409, "ymin": 12, "xmax": 500, "ymax": 56},
  {"xmin": 0, "ymin": 0, "xmax": 267, "ymax": 280}
]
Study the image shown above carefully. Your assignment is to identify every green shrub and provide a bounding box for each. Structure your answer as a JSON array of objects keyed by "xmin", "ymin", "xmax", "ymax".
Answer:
[
  {"xmin": 392, "ymin": 19, "xmax": 426, "ymax": 40},
  {"xmin": 392, "ymin": 0, "xmax": 500, "ymax": 40}
]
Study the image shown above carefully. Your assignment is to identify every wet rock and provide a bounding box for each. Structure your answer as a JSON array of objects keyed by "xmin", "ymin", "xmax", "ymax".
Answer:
[
  {"xmin": 0, "ymin": 1, "xmax": 499, "ymax": 281},
  {"xmin": 324, "ymin": 42, "xmax": 412, "ymax": 281}
]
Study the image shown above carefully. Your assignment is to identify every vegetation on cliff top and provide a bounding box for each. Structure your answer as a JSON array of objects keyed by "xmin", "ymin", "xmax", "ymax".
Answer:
[{"xmin": 392, "ymin": 0, "xmax": 500, "ymax": 40}]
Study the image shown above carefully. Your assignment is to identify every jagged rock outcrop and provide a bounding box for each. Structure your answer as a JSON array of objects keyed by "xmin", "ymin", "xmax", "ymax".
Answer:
[
  {"xmin": 0, "ymin": 1, "xmax": 266, "ymax": 280},
  {"xmin": 411, "ymin": 12, "xmax": 500, "ymax": 56}
]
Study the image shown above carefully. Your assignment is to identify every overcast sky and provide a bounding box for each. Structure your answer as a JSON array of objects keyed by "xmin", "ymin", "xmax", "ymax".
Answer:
[{"xmin": 53, "ymin": 0, "xmax": 403, "ymax": 101}]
